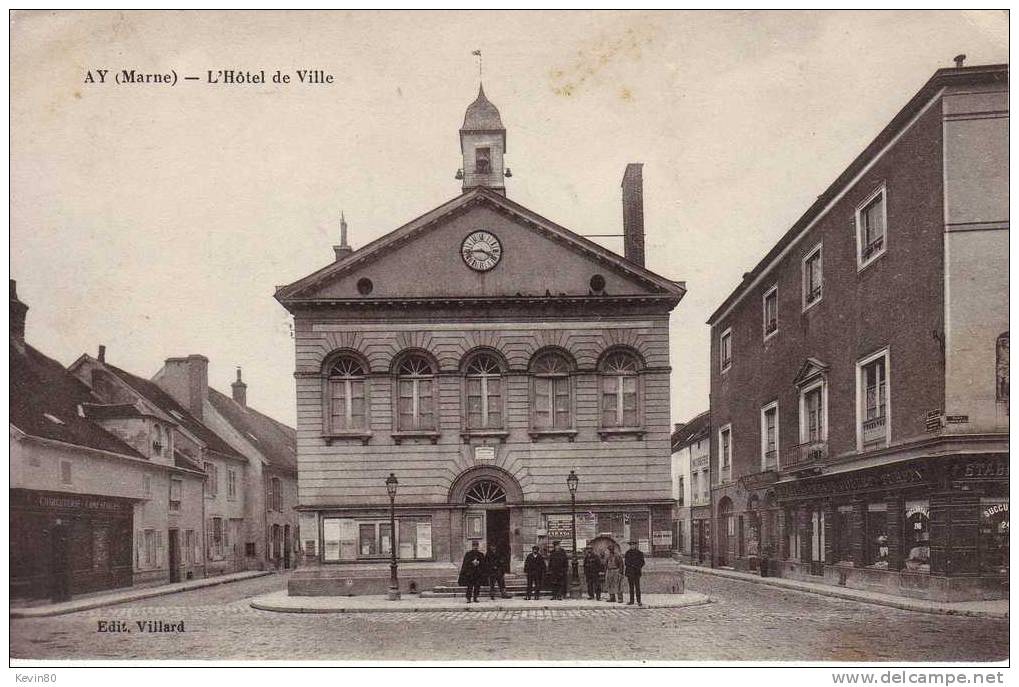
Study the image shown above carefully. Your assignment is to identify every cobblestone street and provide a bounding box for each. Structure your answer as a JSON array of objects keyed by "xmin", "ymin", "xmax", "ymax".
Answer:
[{"xmin": 10, "ymin": 570, "xmax": 1008, "ymax": 662}]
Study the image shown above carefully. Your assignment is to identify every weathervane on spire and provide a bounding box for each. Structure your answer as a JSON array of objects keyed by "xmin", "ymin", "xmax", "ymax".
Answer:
[{"xmin": 472, "ymin": 49, "xmax": 482, "ymax": 82}]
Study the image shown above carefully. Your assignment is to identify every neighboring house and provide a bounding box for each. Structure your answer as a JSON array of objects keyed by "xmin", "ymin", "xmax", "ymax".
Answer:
[
  {"xmin": 205, "ymin": 369, "xmax": 299, "ymax": 569},
  {"xmin": 10, "ymin": 281, "xmax": 205, "ymax": 602},
  {"xmin": 706, "ymin": 62, "xmax": 1008, "ymax": 600},
  {"xmin": 275, "ymin": 84, "xmax": 686, "ymax": 592},
  {"xmin": 670, "ymin": 411, "xmax": 710, "ymax": 564},
  {"xmin": 70, "ymin": 353, "xmax": 250, "ymax": 577}
]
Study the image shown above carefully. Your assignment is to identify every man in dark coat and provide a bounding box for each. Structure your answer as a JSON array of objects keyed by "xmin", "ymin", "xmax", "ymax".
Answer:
[
  {"xmin": 583, "ymin": 547, "xmax": 604, "ymax": 600},
  {"xmin": 547, "ymin": 540, "xmax": 570, "ymax": 600},
  {"xmin": 486, "ymin": 543, "xmax": 510, "ymax": 599},
  {"xmin": 623, "ymin": 539, "xmax": 646, "ymax": 606},
  {"xmin": 523, "ymin": 545, "xmax": 546, "ymax": 600},
  {"xmin": 458, "ymin": 540, "xmax": 487, "ymax": 603}
]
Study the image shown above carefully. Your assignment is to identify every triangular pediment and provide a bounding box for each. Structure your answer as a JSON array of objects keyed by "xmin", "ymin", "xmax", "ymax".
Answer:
[
  {"xmin": 276, "ymin": 189, "xmax": 684, "ymax": 305},
  {"xmin": 794, "ymin": 357, "xmax": 830, "ymax": 387}
]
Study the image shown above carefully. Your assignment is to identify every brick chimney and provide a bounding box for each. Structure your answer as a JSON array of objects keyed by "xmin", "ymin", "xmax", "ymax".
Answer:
[
  {"xmin": 9, "ymin": 280, "xmax": 28, "ymax": 344},
  {"xmin": 333, "ymin": 212, "xmax": 353, "ymax": 261},
  {"xmin": 98, "ymin": 345, "xmax": 106, "ymax": 363},
  {"xmin": 155, "ymin": 354, "xmax": 209, "ymax": 419},
  {"xmin": 231, "ymin": 367, "xmax": 247, "ymax": 407},
  {"xmin": 621, "ymin": 163, "xmax": 645, "ymax": 267}
]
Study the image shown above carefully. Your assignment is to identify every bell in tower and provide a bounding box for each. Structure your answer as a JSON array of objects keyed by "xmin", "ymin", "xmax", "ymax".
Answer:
[{"xmin": 459, "ymin": 84, "xmax": 507, "ymax": 195}]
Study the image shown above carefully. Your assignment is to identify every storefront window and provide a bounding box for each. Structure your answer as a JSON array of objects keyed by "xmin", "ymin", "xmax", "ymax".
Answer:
[
  {"xmin": 834, "ymin": 506, "xmax": 852, "ymax": 563},
  {"xmin": 903, "ymin": 500, "xmax": 930, "ymax": 573},
  {"xmin": 866, "ymin": 504, "xmax": 888, "ymax": 567},
  {"xmin": 979, "ymin": 500, "xmax": 1009, "ymax": 574},
  {"xmin": 322, "ymin": 516, "xmax": 433, "ymax": 562}
]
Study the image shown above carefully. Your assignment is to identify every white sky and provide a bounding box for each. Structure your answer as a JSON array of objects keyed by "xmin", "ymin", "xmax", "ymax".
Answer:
[{"xmin": 10, "ymin": 10, "xmax": 1008, "ymax": 427}]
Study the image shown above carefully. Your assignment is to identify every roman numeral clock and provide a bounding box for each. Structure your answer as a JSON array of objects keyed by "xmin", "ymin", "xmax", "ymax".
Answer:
[{"xmin": 461, "ymin": 230, "xmax": 502, "ymax": 272}]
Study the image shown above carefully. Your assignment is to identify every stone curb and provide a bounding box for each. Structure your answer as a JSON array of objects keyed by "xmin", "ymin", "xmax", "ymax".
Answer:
[
  {"xmin": 249, "ymin": 591, "xmax": 712, "ymax": 614},
  {"xmin": 10, "ymin": 571, "xmax": 275, "ymax": 619},
  {"xmin": 678, "ymin": 565, "xmax": 1009, "ymax": 619}
]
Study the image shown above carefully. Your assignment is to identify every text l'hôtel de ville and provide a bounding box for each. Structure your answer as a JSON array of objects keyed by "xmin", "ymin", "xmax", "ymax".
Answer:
[{"xmin": 83, "ymin": 69, "xmax": 335, "ymax": 86}]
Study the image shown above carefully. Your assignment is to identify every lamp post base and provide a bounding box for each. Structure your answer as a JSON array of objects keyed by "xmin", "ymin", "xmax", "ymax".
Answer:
[{"xmin": 387, "ymin": 586, "xmax": 401, "ymax": 601}]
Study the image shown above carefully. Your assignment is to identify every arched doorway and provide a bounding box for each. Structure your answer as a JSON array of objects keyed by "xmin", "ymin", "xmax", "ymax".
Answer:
[
  {"xmin": 717, "ymin": 497, "xmax": 733, "ymax": 567},
  {"xmin": 449, "ymin": 467, "xmax": 523, "ymax": 573}
]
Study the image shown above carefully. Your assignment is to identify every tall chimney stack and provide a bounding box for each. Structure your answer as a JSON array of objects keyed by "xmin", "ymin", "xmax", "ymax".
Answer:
[
  {"xmin": 333, "ymin": 212, "xmax": 353, "ymax": 261},
  {"xmin": 98, "ymin": 345, "xmax": 106, "ymax": 363},
  {"xmin": 156, "ymin": 354, "xmax": 209, "ymax": 420},
  {"xmin": 9, "ymin": 280, "xmax": 28, "ymax": 344},
  {"xmin": 232, "ymin": 367, "xmax": 247, "ymax": 407},
  {"xmin": 621, "ymin": 163, "xmax": 645, "ymax": 267}
]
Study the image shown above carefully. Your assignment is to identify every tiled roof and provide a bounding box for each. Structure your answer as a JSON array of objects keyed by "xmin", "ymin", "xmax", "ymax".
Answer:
[
  {"xmin": 103, "ymin": 364, "xmax": 244, "ymax": 460},
  {"xmin": 461, "ymin": 84, "xmax": 504, "ymax": 131},
  {"xmin": 10, "ymin": 341, "xmax": 143, "ymax": 459},
  {"xmin": 208, "ymin": 388, "xmax": 297, "ymax": 474},
  {"xmin": 80, "ymin": 402, "xmax": 152, "ymax": 420},
  {"xmin": 672, "ymin": 411, "xmax": 710, "ymax": 451}
]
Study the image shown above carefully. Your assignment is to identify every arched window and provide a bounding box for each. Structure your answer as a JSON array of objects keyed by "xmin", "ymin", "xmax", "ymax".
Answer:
[
  {"xmin": 465, "ymin": 480, "xmax": 506, "ymax": 504},
  {"xmin": 464, "ymin": 353, "xmax": 503, "ymax": 429},
  {"xmin": 395, "ymin": 353, "xmax": 436, "ymax": 431},
  {"xmin": 600, "ymin": 349, "xmax": 641, "ymax": 427},
  {"xmin": 531, "ymin": 350, "xmax": 572, "ymax": 429},
  {"xmin": 326, "ymin": 355, "xmax": 367, "ymax": 432}
]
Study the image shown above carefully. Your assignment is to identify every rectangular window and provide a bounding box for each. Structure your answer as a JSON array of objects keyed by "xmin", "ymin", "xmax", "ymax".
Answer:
[
  {"xmin": 169, "ymin": 478, "xmax": 182, "ymax": 512},
  {"xmin": 205, "ymin": 462, "xmax": 218, "ymax": 497},
  {"xmin": 601, "ymin": 375, "xmax": 638, "ymax": 427},
  {"xmin": 227, "ymin": 469, "xmax": 237, "ymax": 500},
  {"xmin": 533, "ymin": 376, "xmax": 571, "ymax": 429},
  {"xmin": 856, "ymin": 186, "xmax": 887, "ymax": 267},
  {"xmin": 60, "ymin": 461, "xmax": 72, "ymax": 485},
  {"xmin": 803, "ymin": 243, "xmax": 823, "ymax": 308},
  {"xmin": 143, "ymin": 474, "xmax": 151, "ymax": 495},
  {"xmin": 330, "ymin": 377, "xmax": 366, "ymax": 431},
  {"xmin": 760, "ymin": 403, "xmax": 778, "ymax": 470},
  {"xmin": 184, "ymin": 529, "xmax": 195, "ymax": 564},
  {"xmin": 399, "ymin": 378, "xmax": 434, "ymax": 430},
  {"xmin": 719, "ymin": 328, "xmax": 733, "ymax": 372},
  {"xmin": 857, "ymin": 349, "xmax": 890, "ymax": 449},
  {"xmin": 762, "ymin": 286, "xmax": 778, "ymax": 339},
  {"xmin": 212, "ymin": 517, "xmax": 224, "ymax": 558},
  {"xmin": 802, "ymin": 383, "xmax": 826, "ymax": 444},
  {"xmin": 718, "ymin": 425, "xmax": 732, "ymax": 482},
  {"xmin": 144, "ymin": 529, "xmax": 156, "ymax": 567},
  {"xmin": 866, "ymin": 503, "xmax": 888, "ymax": 567},
  {"xmin": 677, "ymin": 476, "xmax": 684, "ymax": 506},
  {"xmin": 272, "ymin": 478, "xmax": 282, "ymax": 512}
]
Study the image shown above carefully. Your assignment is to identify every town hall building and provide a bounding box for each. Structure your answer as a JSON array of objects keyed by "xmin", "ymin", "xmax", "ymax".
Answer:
[{"xmin": 276, "ymin": 85, "xmax": 685, "ymax": 593}]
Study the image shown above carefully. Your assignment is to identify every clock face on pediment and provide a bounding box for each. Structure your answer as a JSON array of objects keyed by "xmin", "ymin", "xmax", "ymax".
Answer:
[{"xmin": 461, "ymin": 230, "xmax": 502, "ymax": 272}]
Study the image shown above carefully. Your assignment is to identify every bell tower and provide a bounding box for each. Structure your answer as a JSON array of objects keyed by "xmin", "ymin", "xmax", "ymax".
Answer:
[{"xmin": 459, "ymin": 84, "xmax": 508, "ymax": 195}]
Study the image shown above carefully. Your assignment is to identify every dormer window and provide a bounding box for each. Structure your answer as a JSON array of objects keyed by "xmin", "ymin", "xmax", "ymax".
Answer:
[{"xmin": 475, "ymin": 147, "xmax": 491, "ymax": 174}]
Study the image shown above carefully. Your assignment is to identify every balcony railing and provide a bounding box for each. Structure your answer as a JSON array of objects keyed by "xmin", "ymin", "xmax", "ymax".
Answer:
[
  {"xmin": 806, "ymin": 284, "xmax": 822, "ymax": 304},
  {"xmin": 862, "ymin": 415, "xmax": 887, "ymax": 445},
  {"xmin": 862, "ymin": 236, "xmax": 885, "ymax": 260},
  {"xmin": 784, "ymin": 440, "xmax": 829, "ymax": 469}
]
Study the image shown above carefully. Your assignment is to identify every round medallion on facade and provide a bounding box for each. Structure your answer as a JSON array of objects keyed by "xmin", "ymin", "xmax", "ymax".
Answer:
[{"xmin": 461, "ymin": 230, "xmax": 502, "ymax": 272}]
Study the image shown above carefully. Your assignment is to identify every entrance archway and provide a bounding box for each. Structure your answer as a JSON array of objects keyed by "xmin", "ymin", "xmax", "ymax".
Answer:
[{"xmin": 449, "ymin": 467, "xmax": 523, "ymax": 573}]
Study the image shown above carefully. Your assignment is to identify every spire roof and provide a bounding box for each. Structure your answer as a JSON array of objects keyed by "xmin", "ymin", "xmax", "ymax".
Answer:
[{"xmin": 461, "ymin": 83, "xmax": 504, "ymax": 131}]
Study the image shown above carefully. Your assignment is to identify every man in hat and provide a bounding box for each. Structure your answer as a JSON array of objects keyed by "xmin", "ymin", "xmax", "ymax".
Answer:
[
  {"xmin": 458, "ymin": 540, "xmax": 487, "ymax": 603},
  {"xmin": 583, "ymin": 546, "xmax": 604, "ymax": 600},
  {"xmin": 603, "ymin": 541, "xmax": 624, "ymax": 603},
  {"xmin": 547, "ymin": 540, "xmax": 570, "ymax": 600},
  {"xmin": 623, "ymin": 539, "xmax": 646, "ymax": 606},
  {"xmin": 487, "ymin": 542, "xmax": 510, "ymax": 599},
  {"xmin": 524, "ymin": 545, "xmax": 546, "ymax": 600}
]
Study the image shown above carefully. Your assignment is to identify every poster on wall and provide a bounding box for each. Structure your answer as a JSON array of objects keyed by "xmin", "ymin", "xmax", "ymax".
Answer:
[
  {"xmin": 546, "ymin": 514, "xmax": 573, "ymax": 540},
  {"xmin": 416, "ymin": 522, "xmax": 432, "ymax": 558},
  {"xmin": 638, "ymin": 539, "xmax": 650, "ymax": 553},
  {"xmin": 322, "ymin": 519, "xmax": 341, "ymax": 561},
  {"xmin": 652, "ymin": 530, "xmax": 672, "ymax": 547}
]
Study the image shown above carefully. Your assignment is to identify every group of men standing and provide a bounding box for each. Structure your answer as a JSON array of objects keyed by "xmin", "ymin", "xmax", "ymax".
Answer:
[{"xmin": 458, "ymin": 538, "xmax": 646, "ymax": 606}]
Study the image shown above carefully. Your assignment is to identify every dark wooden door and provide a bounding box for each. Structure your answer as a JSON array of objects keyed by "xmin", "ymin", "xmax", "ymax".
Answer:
[
  {"xmin": 486, "ymin": 509, "xmax": 510, "ymax": 573},
  {"xmin": 168, "ymin": 529, "xmax": 180, "ymax": 583},
  {"xmin": 49, "ymin": 523, "xmax": 71, "ymax": 602}
]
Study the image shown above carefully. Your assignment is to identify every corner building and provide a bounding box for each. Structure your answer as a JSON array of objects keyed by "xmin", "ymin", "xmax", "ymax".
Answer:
[
  {"xmin": 277, "ymin": 87, "xmax": 685, "ymax": 591},
  {"xmin": 706, "ymin": 63, "xmax": 1008, "ymax": 601}
]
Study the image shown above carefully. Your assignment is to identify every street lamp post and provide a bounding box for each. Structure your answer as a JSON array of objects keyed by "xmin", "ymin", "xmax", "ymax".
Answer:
[
  {"xmin": 566, "ymin": 469, "xmax": 580, "ymax": 599},
  {"xmin": 385, "ymin": 472, "xmax": 400, "ymax": 601}
]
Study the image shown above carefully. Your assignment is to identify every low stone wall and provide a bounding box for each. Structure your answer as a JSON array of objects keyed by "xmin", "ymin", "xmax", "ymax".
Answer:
[
  {"xmin": 289, "ymin": 562, "xmax": 686, "ymax": 596},
  {"xmin": 771, "ymin": 561, "xmax": 1008, "ymax": 602}
]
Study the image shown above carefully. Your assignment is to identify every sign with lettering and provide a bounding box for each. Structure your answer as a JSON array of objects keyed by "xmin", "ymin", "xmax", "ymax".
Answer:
[
  {"xmin": 983, "ymin": 503, "xmax": 1008, "ymax": 519},
  {"xmin": 652, "ymin": 530, "xmax": 672, "ymax": 546},
  {"xmin": 774, "ymin": 464, "xmax": 928, "ymax": 500},
  {"xmin": 13, "ymin": 489, "xmax": 133, "ymax": 514},
  {"xmin": 474, "ymin": 446, "xmax": 495, "ymax": 462},
  {"xmin": 949, "ymin": 459, "xmax": 1009, "ymax": 480},
  {"xmin": 924, "ymin": 410, "xmax": 943, "ymax": 432},
  {"xmin": 946, "ymin": 415, "xmax": 969, "ymax": 424},
  {"xmin": 546, "ymin": 514, "xmax": 573, "ymax": 539}
]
